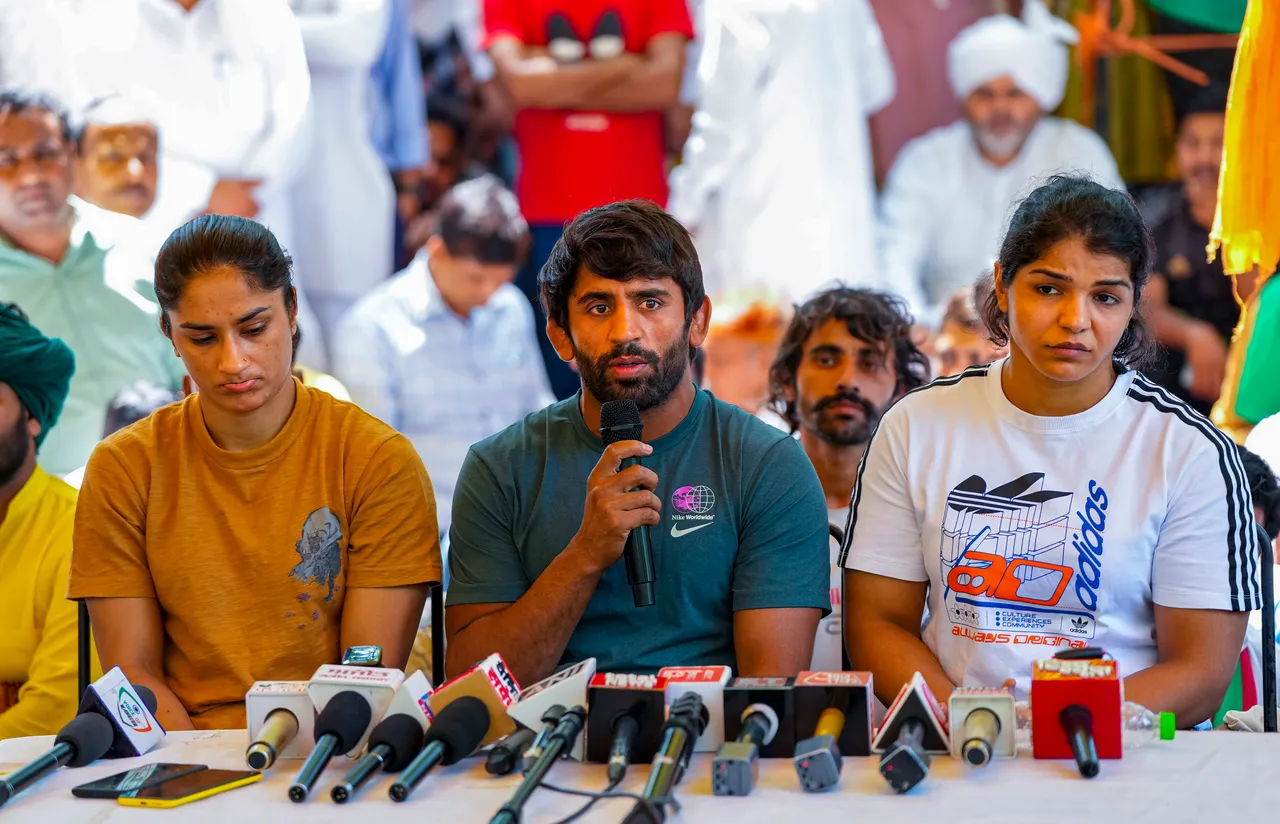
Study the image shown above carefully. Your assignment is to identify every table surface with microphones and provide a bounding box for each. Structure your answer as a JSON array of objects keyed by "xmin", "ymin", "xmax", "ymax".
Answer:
[{"xmin": 1, "ymin": 727, "xmax": 1279, "ymax": 824}]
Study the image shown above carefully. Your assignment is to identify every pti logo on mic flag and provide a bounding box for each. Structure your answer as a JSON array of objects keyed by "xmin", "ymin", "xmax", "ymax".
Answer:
[{"xmin": 116, "ymin": 687, "xmax": 153, "ymax": 733}]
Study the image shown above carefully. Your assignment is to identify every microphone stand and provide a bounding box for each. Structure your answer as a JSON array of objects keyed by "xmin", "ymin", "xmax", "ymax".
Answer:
[{"xmin": 490, "ymin": 706, "xmax": 586, "ymax": 824}]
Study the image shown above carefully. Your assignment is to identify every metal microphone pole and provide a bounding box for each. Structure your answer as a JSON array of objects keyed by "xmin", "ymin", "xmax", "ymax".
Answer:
[{"xmin": 490, "ymin": 706, "xmax": 586, "ymax": 824}]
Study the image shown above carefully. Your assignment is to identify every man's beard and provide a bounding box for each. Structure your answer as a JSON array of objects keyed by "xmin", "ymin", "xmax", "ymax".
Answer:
[
  {"xmin": 973, "ymin": 115, "xmax": 1033, "ymax": 161},
  {"xmin": 0, "ymin": 411, "xmax": 31, "ymax": 488},
  {"xmin": 574, "ymin": 339, "xmax": 689, "ymax": 411},
  {"xmin": 800, "ymin": 389, "xmax": 882, "ymax": 447}
]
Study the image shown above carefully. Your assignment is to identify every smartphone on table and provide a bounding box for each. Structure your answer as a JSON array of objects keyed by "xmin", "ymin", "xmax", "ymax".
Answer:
[
  {"xmin": 117, "ymin": 769, "xmax": 262, "ymax": 808},
  {"xmin": 73, "ymin": 764, "xmax": 208, "ymax": 799}
]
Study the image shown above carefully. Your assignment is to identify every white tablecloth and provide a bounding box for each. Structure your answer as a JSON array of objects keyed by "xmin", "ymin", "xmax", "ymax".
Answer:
[{"xmin": 2, "ymin": 729, "xmax": 1278, "ymax": 823}]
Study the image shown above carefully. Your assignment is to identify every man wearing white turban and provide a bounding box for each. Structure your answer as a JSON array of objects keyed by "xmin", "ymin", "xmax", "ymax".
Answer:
[{"xmin": 876, "ymin": 0, "xmax": 1123, "ymax": 325}]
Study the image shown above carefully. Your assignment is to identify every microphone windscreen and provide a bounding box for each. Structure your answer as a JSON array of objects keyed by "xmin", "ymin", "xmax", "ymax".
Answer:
[
  {"xmin": 599, "ymin": 400, "xmax": 642, "ymax": 444},
  {"xmin": 424, "ymin": 696, "xmax": 491, "ymax": 765},
  {"xmin": 134, "ymin": 685, "xmax": 158, "ymax": 714},
  {"xmin": 56, "ymin": 713, "xmax": 116, "ymax": 767},
  {"xmin": 316, "ymin": 691, "xmax": 373, "ymax": 751},
  {"xmin": 372, "ymin": 714, "xmax": 427, "ymax": 771}
]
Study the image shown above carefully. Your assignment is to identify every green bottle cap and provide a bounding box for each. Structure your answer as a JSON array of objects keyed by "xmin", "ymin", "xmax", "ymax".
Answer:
[{"xmin": 1158, "ymin": 712, "xmax": 1176, "ymax": 740}]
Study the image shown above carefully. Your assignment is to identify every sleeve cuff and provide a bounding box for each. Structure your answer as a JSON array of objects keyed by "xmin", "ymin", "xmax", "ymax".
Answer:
[
  {"xmin": 844, "ymin": 555, "xmax": 929, "ymax": 583},
  {"xmin": 67, "ymin": 582, "xmax": 158, "ymax": 600},
  {"xmin": 733, "ymin": 594, "xmax": 831, "ymax": 618},
  {"xmin": 347, "ymin": 563, "xmax": 442, "ymax": 590},
  {"xmin": 444, "ymin": 582, "xmax": 528, "ymax": 606},
  {"xmin": 1153, "ymin": 586, "xmax": 1250, "ymax": 612}
]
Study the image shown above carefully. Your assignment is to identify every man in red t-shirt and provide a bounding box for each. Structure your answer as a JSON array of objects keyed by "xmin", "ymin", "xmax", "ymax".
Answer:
[{"xmin": 485, "ymin": 0, "xmax": 694, "ymax": 398}]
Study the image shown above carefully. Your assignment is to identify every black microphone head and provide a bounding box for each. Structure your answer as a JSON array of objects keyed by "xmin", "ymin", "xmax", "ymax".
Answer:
[
  {"xmin": 371, "ymin": 715, "xmax": 426, "ymax": 772},
  {"xmin": 424, "ymin": 696, "xmax": 491, "ymax": 765},
  {"xmin": 599, "ymin": 400, "xmax": 642, "ymax": 445},
  {"xmin": 133, "ymin": 685, "xmax": 158, "ymax": 714},
  {"xmin": 56, "ymin": 713, "xmax": 116, "ymax": 767},
  {"xmin": 316, "ymin": 691, "xmax": 373, "ymax": 751}
]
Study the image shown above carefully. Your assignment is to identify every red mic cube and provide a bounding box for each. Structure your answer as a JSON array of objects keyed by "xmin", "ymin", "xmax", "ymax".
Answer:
[{"xmin": 1030, "ymin": 658, "xmax": 1122, "ymax": 760}]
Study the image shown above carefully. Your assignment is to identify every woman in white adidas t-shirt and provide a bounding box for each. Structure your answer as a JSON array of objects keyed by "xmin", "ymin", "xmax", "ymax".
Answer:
[{"xmin": 842, "ymin": 175, "xmax": 1260, "ymax": 727}]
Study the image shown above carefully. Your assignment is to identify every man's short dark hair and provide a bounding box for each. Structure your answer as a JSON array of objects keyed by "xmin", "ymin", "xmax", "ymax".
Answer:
[
  {"xmin": 1239, "ymin": 444, "xmax": 1280, "ymax": 542},
  {"xmin": 436, "ymin": 174, "xmax": 528, "ymax": 265},
  {"xmin": 1177, "ymin": 82, "xmax": 1228, "ymax": 130},
  {"xmin": 0, "ymin": 88, "xmax": 73, "ymax": 145},
  {"xmin": 426, "ymin": 93, "xmax": 469, "ymax": 145},
  {"xmin": 103, "ymin": 381, "xmax": 181, "ymax": 437},
  {"xmin": 539, "ymin": 199, "xmax": 704, "ymax": 336},
  {"xmin": 769, "ymin": 287, "xmax": 930, "ymax": 431}
]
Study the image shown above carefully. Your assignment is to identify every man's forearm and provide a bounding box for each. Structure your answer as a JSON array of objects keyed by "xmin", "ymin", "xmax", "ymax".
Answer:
[
  {"xmin": 849, "ymin": 621, "xmax": 956, "ymax": 707},
  {"xmin": 117, "ymin": 664, "xmax": 195, "ymax": 731},
  {"xmin": 579, "ymin": 59, "xmax": 683, "ymax": 113},
  {"xmin": 497, "ymin": 55, "xmax": 638, "ymax": 110},
  {"xmin": 1123, "ymin": 661, "xmax": 1226, "ymax": 728},
  {"xmin": 447, "ymin": 543, "xmax": 604, "ymax": 686}
]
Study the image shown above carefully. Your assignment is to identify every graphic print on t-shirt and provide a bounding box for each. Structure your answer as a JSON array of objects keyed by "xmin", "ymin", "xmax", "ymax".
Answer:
[
  {"xmin": 669, "ymin": 484, "xmax": 716, "ymax": 539},
  {"xmin": 941, "ymin": 472, "xmax": 1107, "ymax": 647},
  {"xmin": 289, "ymin": 507, "xmax": 344, "ymax": 602}
]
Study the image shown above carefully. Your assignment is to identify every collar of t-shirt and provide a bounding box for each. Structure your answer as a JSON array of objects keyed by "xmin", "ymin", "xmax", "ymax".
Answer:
[
  {"xmin": 565, "ymin": 386, "xmax": 708, "ymax": 455},
  {"xmin": 983, "ymin": 357, "xmax": 1135, "ymax": 435},
  {"xmin": 189, "ymin": 376, "xmax": 313, "ymax": 470}
]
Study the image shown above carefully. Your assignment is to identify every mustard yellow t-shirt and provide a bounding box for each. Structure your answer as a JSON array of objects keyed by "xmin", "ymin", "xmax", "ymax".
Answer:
[
  {"xmin": 69, "ymin": 380, "xmax": 441, "ymax": 730},
  {"xmin": 0, "ymin": 467, "xmax": 97, "ymax": 740}
]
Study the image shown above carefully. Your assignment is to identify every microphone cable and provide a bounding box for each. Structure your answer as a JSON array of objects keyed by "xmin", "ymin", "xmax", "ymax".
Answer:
[{"xmin": 542, "ymin": 781, "xmax": 668, "ymax": 824}]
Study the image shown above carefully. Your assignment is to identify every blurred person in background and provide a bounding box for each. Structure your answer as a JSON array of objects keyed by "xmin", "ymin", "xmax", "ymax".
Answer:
[
  {"xmin": 404, "ymin": 93, "xmax": 482, "ymax": 259},
  {"xmin": 934, "ymin": 282, "xmax": 1005, "ymax": 378},
  {"xmin": 0, "ymin": 89, "xmax": 184, "ymax": 477},
  {"xmin": 1138, "ymin": 84, "xmax": 1241, "ymax": 416},
  {"xmin": 484, "ymin": 0, "xmax": 694, "ymax": 400},
  {"xmin": 769, "ymin": 287, "xmax": 928, "ymax": 671},
  {"xmin": 370, "ymin": 0, "xmax": 428, "ymax": 272},
  {"xmin": 74, "ymin": 97, "xmax": 158, "ymax": 221},
  {"xmin": 700, "ymin": 292, "xmax": 790, "ymax": 430},
  {"xmin": 668, "ymin": 0, "xmax": 894, "ymax": 303},
  {"xmin": 56, "ymin": 0, "xmax": 326, "ymax": 369},
  {"xmin": 334, "ymin": 175, "xmax": 551, "ymax": 538},
  {"xmin": 62, "ymin": 380, "xmax": 183, "ymax": 490},
  {"xmin": 878, "ymin": 0, "xmax": 1122, "ymax": 326},
  {"xmin": 0, "ymin": 304, "xmax": 93, "ymax": 739},
  {"xmin": 290, "ymin": 0, "xmax": 397, "ymax": 357}
]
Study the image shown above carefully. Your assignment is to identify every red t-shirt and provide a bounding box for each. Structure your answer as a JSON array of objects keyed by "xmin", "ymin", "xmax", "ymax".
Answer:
[{"xmin": 484, "ymin": 0, "xmax": 694, "ymax": 224}]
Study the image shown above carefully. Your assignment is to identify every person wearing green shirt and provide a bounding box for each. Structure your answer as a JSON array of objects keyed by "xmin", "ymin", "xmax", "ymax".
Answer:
[
  {"xmin": 0, "ymin": 89, "xmax": 183, "ymax": 476},
  {"xmin": 444, "ymin": 199, "xmax": 830, "ymax": 686}
]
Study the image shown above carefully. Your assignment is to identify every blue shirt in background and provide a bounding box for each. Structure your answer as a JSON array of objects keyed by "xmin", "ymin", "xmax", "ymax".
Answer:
[{"xmin": 370, "ymin": 0, "xmax": 427, "ymax": 172}]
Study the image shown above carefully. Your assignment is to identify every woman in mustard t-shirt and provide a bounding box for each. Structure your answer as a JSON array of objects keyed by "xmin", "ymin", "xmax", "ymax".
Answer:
[{"xmin": 69, "ymin": 215, "xmax": 442, "ymax": 731}]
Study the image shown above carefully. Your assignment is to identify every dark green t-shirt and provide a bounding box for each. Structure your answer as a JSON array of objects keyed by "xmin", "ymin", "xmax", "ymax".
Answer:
[{"xmin": 447, "ymin": 388, "xmax": 830, "ymax": 673}]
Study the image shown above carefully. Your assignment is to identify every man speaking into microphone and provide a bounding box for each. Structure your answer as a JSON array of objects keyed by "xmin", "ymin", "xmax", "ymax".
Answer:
[{"xmin": 445, "ymin": 200, "xmax": 829, "ymax": 685}]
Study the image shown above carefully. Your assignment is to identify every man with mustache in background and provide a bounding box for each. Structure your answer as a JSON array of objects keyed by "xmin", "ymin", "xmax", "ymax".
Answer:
[
  {"xmin": 74, "ymin": 97, "xmax": 158, "ymax": 221},
  {"xmin": 769, "ymin": 287, "xmax": 929, "ymax": 670},
  {"xmin": 1138, "ymin": 84, "xmax": 1241, "ymax": 416}
]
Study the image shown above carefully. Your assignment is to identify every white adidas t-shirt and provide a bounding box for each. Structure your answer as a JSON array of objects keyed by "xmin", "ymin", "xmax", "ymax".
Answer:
[{"xmin": 841, "ymin": 360, "xmax": 1261, "ymax": 697}]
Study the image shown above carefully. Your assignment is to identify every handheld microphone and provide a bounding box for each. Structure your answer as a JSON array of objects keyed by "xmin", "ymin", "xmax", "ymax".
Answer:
[
  {"xmin": 621, "ymin": 692, "xmax": 709, "ymax": 824},
  {"xmin": 390, "ymin": 696, "xmax": 491, "ymax": 802},
  {"xmin": 585, "ymin": 673, "xmax": 667, "ymax": 771},
  {"xmin": 288, "ymin": 691, "xmax": 372, "ymax": 802},
  {"xmin": 659, "ymin": 666, "xmax": 731, "ymax": 752},
  {"xmin": 486, "ymin": 728, "xmax": 535, "ymax": 776},
  {"xmin": 1030, "ymin": 657, "xmax": 1122, "ymax": 777},
  {"xmin": 245, "ymin": 681, "xmax": 315, "ymax": 769},
  {"xmin": 872, "ymin": 672, "xmax": 950, "ymax": 794},
  {"xmin": 599, "ymin": 399, "xmax": 656, "ymax": 608},
  {"xmin": 794, "ymin": 704, "xmax": 847, "ymax": 793},
  {"xmin": 332, "ymin": 714, "xmax": 424, "ymax": 802},
  {"xmin": 0, "ymin": 713, "xmax": 115, "ymax": 808},
  {"xmin": 508, "ymin": 658, "xmax": 595, "ymax": 761},
  {"xmin": 490, "ymin": 705, "xmax": 587, "ymax": 824},
  {"xmin": 948, "ymin": 688, "xmax": 1016, "ymax": 767},
  {"xmin": 76, "ymin": 667, "xmax": 166, "ymax": 759},
  {"xmin": 712, "ymin": 703, "xmax": 779, "ymax": 796}
]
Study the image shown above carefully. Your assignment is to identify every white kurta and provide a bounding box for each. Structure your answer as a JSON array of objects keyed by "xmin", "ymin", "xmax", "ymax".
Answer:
[
  {"xmin": 667, "ymin": 0, "xmax": 895, "ymax": 304},
  {"xmin": 289, "ymin": 0, "xmax": 394, "ymax": 349},
  {"xmin": 49, "ymin": 0, "xmax": 328, "ymax": 369},
  {"xmin": 877, "ymin": 117, "xmax": 1124, "ymax": 324}
]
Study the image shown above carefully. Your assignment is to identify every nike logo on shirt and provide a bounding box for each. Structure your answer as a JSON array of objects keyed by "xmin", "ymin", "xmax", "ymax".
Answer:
[{"xmin": 670, "ymin": 522, "xmax": 712, "ymax": 538}]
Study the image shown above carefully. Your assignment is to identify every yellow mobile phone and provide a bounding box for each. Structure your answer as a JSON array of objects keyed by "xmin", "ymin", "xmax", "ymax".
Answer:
[{"xmin": 116, "ymin": 768, "xmax": 263, "ymax": 808}]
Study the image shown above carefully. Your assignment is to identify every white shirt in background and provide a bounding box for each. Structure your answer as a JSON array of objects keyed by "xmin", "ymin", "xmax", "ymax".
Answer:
[
  {"xmin": 841, "ymin": 361, "xmax": 1260, "ymax": 698},
  {"xmin": 811, "ymin": 506, "xmax": 850, "ymax": 672},
  {"xmin": 332, "ymin": 253, "xmax": 555, "ymax": 535},
  {"xmin": 877, "ymin": 118, "xmax": 1123, "ymax": 324},
  {"xmin": 54, "ymin": 0, "xmax": 327, "ymax": 369},
  {"xmin": 289, "ymin": 0, "xmax": 395, "ymax": 345},
  {"xmin": 667, "ymin": 0, "xmax": 894, "ymax": 304}
]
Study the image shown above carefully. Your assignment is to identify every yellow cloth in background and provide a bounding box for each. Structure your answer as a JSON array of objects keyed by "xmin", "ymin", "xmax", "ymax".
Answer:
[
  {"xmin": 1210, "ymin": 0, "xmax": 1279, "ymax": 280},
  {"xmin": 0, "ymin": 467, "xmax": 99, "ymax": 740},
  {"xmin": 69, "ymin": 381, "xmax": 441, "ymax": 730}
]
